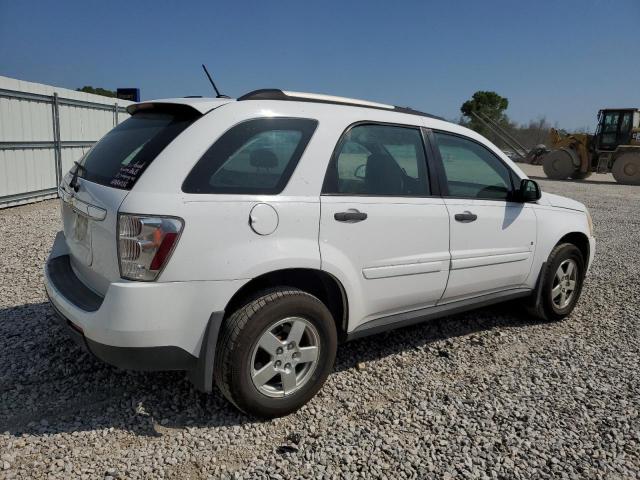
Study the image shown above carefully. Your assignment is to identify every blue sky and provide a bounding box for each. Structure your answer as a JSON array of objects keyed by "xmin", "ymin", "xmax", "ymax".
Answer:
[{"xmin": 1, "ymin": 0, "xmax": 638, "ymax": 130}]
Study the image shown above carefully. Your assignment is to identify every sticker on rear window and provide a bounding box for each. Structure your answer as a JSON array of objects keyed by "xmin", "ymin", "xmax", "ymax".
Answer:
[{"xmin": 109, "ymin": 161, "xmax": 146, "ymax": 189}]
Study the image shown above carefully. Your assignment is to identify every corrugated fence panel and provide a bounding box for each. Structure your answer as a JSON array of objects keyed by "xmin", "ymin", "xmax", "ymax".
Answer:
[
  {"xmin": 0, "ymin": 148, "xmax": 57, "ymax": 196},
  {"xmin": 0, "ymin": 75, "xmax": 131, "ymax": 208},
  {"xmin": 0, "ymin": 97, "xmax": 54, "ymax": 142},
  {"xmin": 59, "ymin": 104, "xmax": 115, "ymax": 142}
]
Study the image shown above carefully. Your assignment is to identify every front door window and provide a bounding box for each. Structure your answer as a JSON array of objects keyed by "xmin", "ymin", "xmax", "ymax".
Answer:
[{"xmin": 434, "ymin": 132, "xmax": 513, "ymax": 200}]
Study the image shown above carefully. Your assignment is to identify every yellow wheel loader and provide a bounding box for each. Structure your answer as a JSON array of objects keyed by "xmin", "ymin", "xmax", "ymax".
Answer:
[{"xmin": 542, "ymin": 109, "xmax": 640, "ymax": 184}]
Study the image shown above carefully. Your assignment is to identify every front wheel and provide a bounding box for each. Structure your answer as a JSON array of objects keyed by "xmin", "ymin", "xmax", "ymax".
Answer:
[
  {"xmin": 214, "ymin": 288, "xmax": 337, "ymax": 418},
  {"xmin": 537, "ymin": 243, "xmax": 585, "ymax": 321},
  {"xmin": 542, "ymin": 149, "xmax": 578, "ymax": 180}
]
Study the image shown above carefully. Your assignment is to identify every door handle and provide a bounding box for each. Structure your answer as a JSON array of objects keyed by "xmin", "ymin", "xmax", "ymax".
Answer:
[
  {"xmin": 334, "ymin": 209, "xmax": 368, "ymax": 223},
  {"xmin": 454, "ymin": 211, "xmax": 477, "ymax": 223}
]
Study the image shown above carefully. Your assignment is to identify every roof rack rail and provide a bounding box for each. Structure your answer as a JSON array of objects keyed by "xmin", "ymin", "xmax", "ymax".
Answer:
[{"xmin": 237, "ymin": 89, "xmax": 444, "ymax": 120}]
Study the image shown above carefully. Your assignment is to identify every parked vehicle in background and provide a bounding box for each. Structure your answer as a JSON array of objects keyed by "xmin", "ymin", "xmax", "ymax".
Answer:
[{"xmin": 45, "ymin": 89, "xmax": 595, "ymax": 417}]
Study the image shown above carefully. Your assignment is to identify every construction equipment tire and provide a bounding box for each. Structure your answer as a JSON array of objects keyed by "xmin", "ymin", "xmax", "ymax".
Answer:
[
  {"xmin": 612, "ymin": 152, "xmax": 640, "ymax": 185},
  {"xmin": 543, "ymin": 149, "xmax": 577, "ymax": 180}
]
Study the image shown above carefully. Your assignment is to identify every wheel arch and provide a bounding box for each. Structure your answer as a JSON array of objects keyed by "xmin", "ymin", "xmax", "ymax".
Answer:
[
  {"xmin": 223, "ymin": 268, "xmax": 349, "ymax": 340},
  {"xmin": 556, "ymin": 231, "xmax": 590, "ymax": 269}
]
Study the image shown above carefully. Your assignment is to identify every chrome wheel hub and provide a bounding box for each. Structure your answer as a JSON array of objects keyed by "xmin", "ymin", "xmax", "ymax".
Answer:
[
  {"xmin": 250, "ymin": 317, "xmax": 320, "ymax": 398},
  {"xmin": 551, "ymin": 259, "xmax": 578, "ymax": 309}
]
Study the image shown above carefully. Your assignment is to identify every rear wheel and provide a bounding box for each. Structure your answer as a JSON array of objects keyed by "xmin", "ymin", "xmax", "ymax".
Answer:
[
  {"xmin": 536, "ymin": 243, "xmax": 585, "ymax": 321},
  {"xmin": 612, "ymin": 152, "xmax": 640, "ymax": 185},
  {"xmin": 214, "ymin": 288, "xmax": 337, "ymax": 418},
  {"xmin": 543, "ymin": 149, "xmax": 578, "ymax": 180}
]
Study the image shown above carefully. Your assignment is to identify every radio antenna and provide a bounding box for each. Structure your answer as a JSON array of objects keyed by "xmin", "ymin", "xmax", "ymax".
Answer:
[{"xmin": 202, "ymin": 64, "xmax": 229, "ymax": 98}]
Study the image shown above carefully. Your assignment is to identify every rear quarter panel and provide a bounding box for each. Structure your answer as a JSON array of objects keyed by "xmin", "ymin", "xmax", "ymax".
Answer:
[{"xmin": 161, "ymin": 197, "xmax": 321, "ymax": 281}]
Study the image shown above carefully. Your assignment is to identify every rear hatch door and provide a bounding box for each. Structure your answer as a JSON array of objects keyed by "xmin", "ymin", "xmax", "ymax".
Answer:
[{"xmin": 60, "ymin": 104, "xmax": 201, "ymax": 295}]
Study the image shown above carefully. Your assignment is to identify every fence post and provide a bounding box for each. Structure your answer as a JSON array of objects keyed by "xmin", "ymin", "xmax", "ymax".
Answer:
[
  {"xmin": 113, "ymin": 102, "xmax": 118, "ymax": 126},
  {"xmin": 52, "ymin": 93, "xmax": 63, "ymax": 188}
]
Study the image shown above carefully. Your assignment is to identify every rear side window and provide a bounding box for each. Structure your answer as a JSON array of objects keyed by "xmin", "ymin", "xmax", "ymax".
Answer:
[
  {"xmin": 182, "ymin": 118, "xmax": 317, "ymax": 194},
  {"xmin": 77, "ymin": 107, "xmax": 199, "ymax": 190}
]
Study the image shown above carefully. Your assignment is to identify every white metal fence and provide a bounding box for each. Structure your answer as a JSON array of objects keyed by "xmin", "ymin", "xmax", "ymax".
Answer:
[{"xmin": 0, "ymin": 76, "xmax": 132, "ymax": 208}]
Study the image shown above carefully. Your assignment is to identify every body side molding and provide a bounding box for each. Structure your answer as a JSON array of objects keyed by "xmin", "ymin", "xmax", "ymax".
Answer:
[{"xmin": 362, "ymin": 260, "xmax": 446, "ymax": 279}]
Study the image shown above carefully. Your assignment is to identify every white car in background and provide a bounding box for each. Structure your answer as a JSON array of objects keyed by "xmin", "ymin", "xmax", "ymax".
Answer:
[{"xmin": 45, "ymin": 89, "xmax": 595, "ymax": 417}]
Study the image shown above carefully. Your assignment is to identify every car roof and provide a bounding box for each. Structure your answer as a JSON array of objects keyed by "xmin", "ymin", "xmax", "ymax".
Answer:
[{"xmin": 237, "ymin": 89, "xmax": 444, "ymax": 120}]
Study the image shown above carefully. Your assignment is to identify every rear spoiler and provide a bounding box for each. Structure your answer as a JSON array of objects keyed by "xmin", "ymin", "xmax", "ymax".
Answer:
[
  {"xmin": 126, "ymin": 97, "xmax": 234, "ymax": 116},
  {"xmin": 126, "ymin": 102, "xmax": 205, "ymax": 117}
]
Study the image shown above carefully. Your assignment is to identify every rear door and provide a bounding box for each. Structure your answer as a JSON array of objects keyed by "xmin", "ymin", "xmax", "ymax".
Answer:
[
  {"xmin": 430, "ymin": 131, "xmax": 536, "ymax": 302},
  {"xmin": 319, "ymin": 123, "xmax": 450, "ymax": 330},
  {"xmin": 60, "ymin": 106, "xmax": 199, "ymax": 294}
]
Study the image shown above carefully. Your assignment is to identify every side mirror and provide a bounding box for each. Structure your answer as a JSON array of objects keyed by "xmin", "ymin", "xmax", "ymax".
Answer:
[{"xmin": 518, "ymin": 179, "xmax": 541, "ymax": 202}]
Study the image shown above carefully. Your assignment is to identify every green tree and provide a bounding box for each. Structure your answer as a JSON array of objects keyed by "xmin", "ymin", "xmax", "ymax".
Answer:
[
  {"xmin": 76, "ymin": 86, "xmax": 116, "ymax": 98},
  {"xmin": 460, "ymin": 91, "xmax": 510, "ymax": 138}
]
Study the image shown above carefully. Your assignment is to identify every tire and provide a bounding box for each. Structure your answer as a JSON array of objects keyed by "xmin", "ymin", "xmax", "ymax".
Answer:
[
  {"xmin": 537, "ymin": 243, "xmax": 585, "ymax": 322},
  {"xmin": 570, "ymin": 171, "xmax": 592, "ymax": 180},
  {"xmin": 214, "ymin": 288, "xmax": 337, "ymax": 418},
  {"xmin": 542, "ymin": 149, "xmax": 577, "ymax": 180},
  {"xmin": 611, "ymin": 152, "xmax": 640, "ymax": 185}
]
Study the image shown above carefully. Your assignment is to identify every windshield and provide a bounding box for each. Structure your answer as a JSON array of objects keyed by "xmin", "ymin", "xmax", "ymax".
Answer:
[{"xmin": 75, "ymin": 108, "xmax": 199, "ymax": 190}]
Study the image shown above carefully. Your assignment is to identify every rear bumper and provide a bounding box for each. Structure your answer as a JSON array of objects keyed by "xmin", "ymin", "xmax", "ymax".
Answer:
[
  {"xmin": 44, "ymin": 232, "xmax": 245, "ymax": 389},
  {"xmin": 47, "ymin": 295, "xmax": 196, "ymax": 371}
]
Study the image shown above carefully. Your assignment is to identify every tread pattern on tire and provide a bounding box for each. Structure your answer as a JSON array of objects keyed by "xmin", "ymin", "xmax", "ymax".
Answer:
[{"xmin": 213, "ymin": 288, "xmax": 323, "ymax": 411}]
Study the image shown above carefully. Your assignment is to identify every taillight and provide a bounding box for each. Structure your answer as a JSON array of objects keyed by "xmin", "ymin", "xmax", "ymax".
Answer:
[{"xmin": 118, "ymin": 214, "xmax": 184, "ymax": 281}]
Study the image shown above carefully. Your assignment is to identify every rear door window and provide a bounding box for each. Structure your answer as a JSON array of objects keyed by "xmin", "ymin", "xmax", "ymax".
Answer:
[
  {"xmin": 182, "ymin": 118, "xmax": 317, "ymax": 194},
  {"xmin": 322, "ymin": 123, "xmax": 430, "ymax": 196},
  {"xmin": 77, "ymin": 106, "xmax": 199, "ymax": 190}
]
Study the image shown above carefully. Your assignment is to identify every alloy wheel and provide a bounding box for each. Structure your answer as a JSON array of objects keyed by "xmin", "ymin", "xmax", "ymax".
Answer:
[
  {"xmin": 551, "ymin": 259, "xmax": 578, "ymax": 309},
  {"xmin": 249, "ymin": 317, "xmax": 320, "ymax": 398}
]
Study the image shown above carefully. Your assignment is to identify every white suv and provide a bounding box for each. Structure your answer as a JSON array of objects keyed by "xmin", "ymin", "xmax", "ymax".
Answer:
[{"xmin": 45, "ymin": 89, "xmax": 595, "ymax": 417}]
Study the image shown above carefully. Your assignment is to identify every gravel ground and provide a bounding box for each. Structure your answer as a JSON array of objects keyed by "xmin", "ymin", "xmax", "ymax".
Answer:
[{"xmin": 1, "ymin": 170, "xmax": 639, "ymax": 479}]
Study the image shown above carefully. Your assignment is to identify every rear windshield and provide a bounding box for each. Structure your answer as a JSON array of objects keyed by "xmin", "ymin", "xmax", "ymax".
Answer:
[{"xmin": 76, "ymin": 106, "xmax": 199, "ymax": 190}]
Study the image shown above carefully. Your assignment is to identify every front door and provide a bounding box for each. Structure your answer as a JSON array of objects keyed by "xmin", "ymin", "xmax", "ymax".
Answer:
[
  {"xmin": 319, "ymin": 123, "xmax": 450, "ymax": 330},
  {"xmin": 431, "ymin": 131, "xmax": 537, "ymax": 302}
]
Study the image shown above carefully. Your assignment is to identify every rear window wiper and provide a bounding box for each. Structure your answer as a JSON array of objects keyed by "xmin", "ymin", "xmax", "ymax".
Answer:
[{"xmin": 69, "ymin": 161, "xmax": 86, "ymax": 192}]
